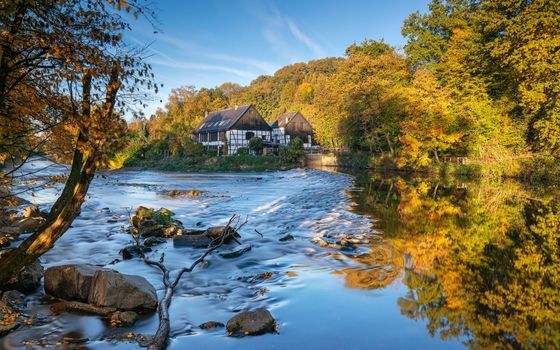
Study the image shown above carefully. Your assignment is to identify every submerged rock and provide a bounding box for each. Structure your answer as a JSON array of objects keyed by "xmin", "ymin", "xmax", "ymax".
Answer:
[
  {"xmin": 279, "ymin": 234, "xmax": 294, "ymax": 242},
  {"xmin": 2, "ymin": 260, "xmax": 44, "ymax": 293},
  {"xmin": 173, "ymin": 226, "xmax": 240, "ymax": 248},
  {"xmin": 226, "ymin": 309, "xmax": 276, "ymax": 337},
  {"xmin": 219, "ymin": 244, "xmax": 251, "ymax": 258},
  {"xmin": 44, "ymin": 264, "xmax": 110, "ymax": 301},
  {"xmin": 120, "ymin": 245, "xmax": 152, "ymax": 260},
  {"xmin": 164, "ymin": 189, "xmax": 206, "ymax": 197},
  {"xmin": 312, "ymin": 232, "xmax": 381, "ymax": 251},
  {"xmin": 199, "ymin": 321, "xmax": 225, "ymax": 330},
  {"xmin": 52, "ymin": 300, "xmax": 116, "ymax": 316},
  {"xmin": 88, "ymin": 270, "xmax": 157, "ymax": 311},
  {"xmin": 143, "ymin": 237, "xmax": 166, "ymax": 246},
  {"xmin": 110, "ymin": 310, "xmax": 139, "ymax": 327},
  {"xmin": 0, "ymin": 300, "xmax": 20, "ymax": 336},
  {"xmin": 173, "ymin": 233, "xmax": 212, "ymax": 248}
]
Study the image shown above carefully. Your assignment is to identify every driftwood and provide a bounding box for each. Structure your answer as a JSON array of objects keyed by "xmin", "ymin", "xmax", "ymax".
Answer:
[{"xmin": 132, "ymin": 214, "xmax": 248, "ymax": 350}]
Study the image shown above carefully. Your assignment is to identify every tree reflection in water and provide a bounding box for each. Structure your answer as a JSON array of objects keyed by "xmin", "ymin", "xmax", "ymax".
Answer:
[{"xmin": 345, "ymin": 172, "xmax": 560, "ymax": 350}]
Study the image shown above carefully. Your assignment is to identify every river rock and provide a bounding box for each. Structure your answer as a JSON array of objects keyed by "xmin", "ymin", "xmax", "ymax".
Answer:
[
  {"xmin": 0, "ymin": 233, "xmax": 11, "ymax": 248},
  {"xmin": 279, "ymin": 234, "xmax": 294, "ymax": 242},
  {"xmin": 1, "ymin": 260, "xmax": 44, "ymax": 293},
  {"xmin": 173, "ymin": 233, "xmax": 213, "ymax": 248},
  {"xmin": 199, "ymin": 321, "xmax": 224, "ymax": 330},
  {"xmin": 173, "ymin": 226, "xmax": 240, "ymax": 248},
  {"xmin": 164, "ymin": 189, "xmax": 206, "ymax": 197},
  {"xmin": 219, "ymin": 244, "xmax": 251, "ymax": 259},
  {"xmin": 226, "ymin": 309, "xmax": 276, "ymax": 337},
  {"xmin": 110, "ymin": 310, "xmax": 139, "ymax": 327},
  {"xmin": 88, "ymin": 270, "xmax": 157, "ymax": 310},
  {"xmin": 10, "ymin": 216, "xmax": 46, "ymax": 234},
  {"xmin": 22, "ymin": 205, "xmax": 42, "ymax": 218},
  {"xmin": 131, "ymin": 206, "xmax": 184, "ymax": 238},
  {"xmin": 120, "ymin": 245, "xmax": 152, "ymax": 260},
  {"xmin": 52, "ymin": 300, "xmax": 116, "ymax": 316},
  {"xmin": 0, "ymin": 300, "xmax": 21, "ymax": 336},
  {"xmin": 44, "ymin": 264, "xmax": 110, "ymax": 301},
  {"xmin": 143, "ymin": 237, "xmax": 166, "ymax": 246}
]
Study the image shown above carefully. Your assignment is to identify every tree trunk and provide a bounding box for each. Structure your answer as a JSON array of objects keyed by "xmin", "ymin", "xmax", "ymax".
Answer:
[
  {"xmin": 0, "ymin": 137, "xmax": 98, "ymax": 286},
  {"xmin": 386, "ymin": 134, "xmax": 394, "ymax": 156},
  {"xmin": 433, "ymin": 149, "xmax": 440, "ymax": 163},
  {"xmin": 0, "ymin": 62, "xmax": 121, "ymax": 287}
]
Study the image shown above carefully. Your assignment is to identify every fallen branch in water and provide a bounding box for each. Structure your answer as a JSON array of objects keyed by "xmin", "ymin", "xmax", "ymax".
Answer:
[{"xmin": 131, "ymin": 214, "xmax": 248, "ymax": 350}]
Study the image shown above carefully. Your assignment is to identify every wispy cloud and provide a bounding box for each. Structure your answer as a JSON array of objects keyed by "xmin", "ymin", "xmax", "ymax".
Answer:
[
  {"xmin": 149, "ymin": 57, "xmax": 255, "ymax": 79},
  {"xmin": 286, "ymin": 18, "xmax": 325, "ymax": 57},
  {"xmin": 252, "ymin": 2, "xmax": 325, "ymax": 61}
]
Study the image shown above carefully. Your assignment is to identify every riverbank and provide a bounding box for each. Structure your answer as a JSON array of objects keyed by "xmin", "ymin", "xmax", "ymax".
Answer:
[
  {"xmin": 305, "ymin": 152, "xmax": 560, "ymax": 184},
  {"xmin": 120, "ymin": 154, "xmax": 299, "ymax": 172}
]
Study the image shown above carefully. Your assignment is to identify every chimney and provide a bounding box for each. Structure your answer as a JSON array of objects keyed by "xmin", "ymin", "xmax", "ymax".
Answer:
[
  {"xmin": 235, "ymin": 105, "xmax": 238, "ymax": 110},
  {"xmin": 205, "ymin": 110, "xmax": 208, "ymax": 117}
]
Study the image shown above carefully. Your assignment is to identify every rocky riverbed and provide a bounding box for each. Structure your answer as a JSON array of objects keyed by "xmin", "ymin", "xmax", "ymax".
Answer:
[{"xmin": 0, "ymin": 159, "xmax": 466, "ymax": 349}]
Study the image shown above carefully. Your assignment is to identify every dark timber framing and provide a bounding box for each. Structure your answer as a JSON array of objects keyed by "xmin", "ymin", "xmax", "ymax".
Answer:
[{"xmin": 192, "ymin": 104, "xmax": 272, "ymax": 155}]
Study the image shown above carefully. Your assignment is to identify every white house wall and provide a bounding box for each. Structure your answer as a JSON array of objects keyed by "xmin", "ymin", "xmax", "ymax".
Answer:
[{"xmin": 225, "ymin": 129, "xmax": 271, "ymax": 155}]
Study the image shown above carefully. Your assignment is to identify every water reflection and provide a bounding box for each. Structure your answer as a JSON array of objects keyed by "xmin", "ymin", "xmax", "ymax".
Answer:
[{"xmin": 347, "ymin": 172, "xmax": 560, "ymax": 349}]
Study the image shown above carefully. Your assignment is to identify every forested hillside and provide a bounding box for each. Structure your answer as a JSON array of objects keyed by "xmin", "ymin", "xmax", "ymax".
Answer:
[{"xmin": 120, "ymin": 0, "xmax": 559, "ymax": 178}]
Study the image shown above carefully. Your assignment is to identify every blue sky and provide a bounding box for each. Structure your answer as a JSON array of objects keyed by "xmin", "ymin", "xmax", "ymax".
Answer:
[{"xmin": 129, "ymin": 0, "xmax": 429, "ymax": 116}]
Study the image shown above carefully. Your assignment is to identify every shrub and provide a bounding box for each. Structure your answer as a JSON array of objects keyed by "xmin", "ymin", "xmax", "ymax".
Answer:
[
  {"xmin": 248, "ymin": 137, "xmax": 264, "ymax": 155},
  {"xmin": 280, "ymin": 137, "xmax": 304, "ymax": 164},
  {"xmin": 183, "ymin": 138, "xmax": 205, "ymax": 157},
  {"xmin": 236, "ymin": 147, "xmax": 250, "ymax": 155}
]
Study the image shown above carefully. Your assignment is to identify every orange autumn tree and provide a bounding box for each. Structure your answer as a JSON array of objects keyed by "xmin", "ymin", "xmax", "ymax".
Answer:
[
  {"xmin": 398, "ymin": 70, "xmax": 462, "ymax": 167},
  {"xmin": 0, "ymin": 0, "xmax": 156, "ymax": 286}
]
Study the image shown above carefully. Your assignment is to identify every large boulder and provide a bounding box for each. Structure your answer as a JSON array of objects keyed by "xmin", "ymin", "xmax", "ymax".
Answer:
[
  {"xmin": 226, "ymin": 309, "xmax": 276, "ymax": 337},
  {"xmin": 44, "ymin": 264, "xmax": 110, "ymax": 301},
  {"xmin": 88, "ymin": 270, "xmax": 157, "ymax": 310},
  {"xmin": 1, "ymin": 260, "xmax": 43, "ymax": 293}
]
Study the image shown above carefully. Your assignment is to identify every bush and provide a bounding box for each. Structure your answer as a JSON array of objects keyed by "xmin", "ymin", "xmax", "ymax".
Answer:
[
  {"xmin": 183, "ymin": 138, "xmax": 205, "ymax": 157},
  {"xmin": 248, "ymin": 137, "xmax": 264, "ymax": 155},
  {"xmin": 109, "ymin": 137, "xmax": 148, "ymax": 169},
  {"xmin": 207, "ymin": 149, "xmax": 218, "ymax": 157},
  {"xmin": 236, "ymin": 147, "xmax": 249, "ymax": 155},
  {"xmin": 280, "ymin": 137, "xmax": 304, "ymax": 164}
]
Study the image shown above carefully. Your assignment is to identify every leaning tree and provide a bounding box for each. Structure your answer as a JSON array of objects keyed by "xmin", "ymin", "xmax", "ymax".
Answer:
[{"xmin": 0, "ymin": 0, "xmax": 157, "ymax": 285}]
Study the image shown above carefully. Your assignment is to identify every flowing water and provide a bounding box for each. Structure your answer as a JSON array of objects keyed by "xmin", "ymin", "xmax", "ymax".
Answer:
[{"xmin": 1, "ymin": 160, "xmax": 559, "ymax": 349}]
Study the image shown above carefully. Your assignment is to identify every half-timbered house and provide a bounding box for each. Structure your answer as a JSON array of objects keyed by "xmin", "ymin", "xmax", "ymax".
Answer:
[
  {"xmin": 192, "ymin": 105, "xmax": 272, "ymax": 155},
  {"xmin": 270, "ymin": 111, "xmax": 314, "ymax": 148}
]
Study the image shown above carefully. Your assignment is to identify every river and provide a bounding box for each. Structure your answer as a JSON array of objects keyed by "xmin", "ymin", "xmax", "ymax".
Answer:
[{"xmin": 1, "ymin": 159, "xmax": 558, "ymax": 349}]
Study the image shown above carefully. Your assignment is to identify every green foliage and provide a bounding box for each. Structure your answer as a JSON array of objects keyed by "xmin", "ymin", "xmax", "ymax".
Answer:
[
  {"xmin": 109, "ymin": 0, "xmax": 557, "ymax": 179},
  {"xmin": 248, "ymin": 137, "xmax": 264, "ymax": 155},
  {"xmin": 236, "ymin": 147, "xmax": 249, "ymax": 155},
  {"xmin": 280, "ymin": 137, "xmax": 304, "ymax": 165},
  {"xmin": 128, "ymin": 154, "xmax": 289, "ymax": 172},
  {"xmin": 136, "ymin": 207, "xmax": 176, "ymax": 226},
  {"xmin": 345, "ymin": 39, "xmax": 391, "ymax": 58}
]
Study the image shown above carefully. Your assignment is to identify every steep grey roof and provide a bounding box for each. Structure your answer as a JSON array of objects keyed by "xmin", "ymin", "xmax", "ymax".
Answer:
[
  {"xmin": 271, "ymin": 111, "xmax": 300, "ymax": 128},
  {"xmin": 194, "ymin": 105, "xmax": 252, "ymax": 133}
]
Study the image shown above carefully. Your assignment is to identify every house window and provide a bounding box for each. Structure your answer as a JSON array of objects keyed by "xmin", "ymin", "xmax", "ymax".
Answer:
[
  {"xmin": 245, "ymin": 131, "xmax": 254, "ymax": 140},
  {"xmin": 210, "ymin": 132, "xmax": 218, "ymax": 141}
]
